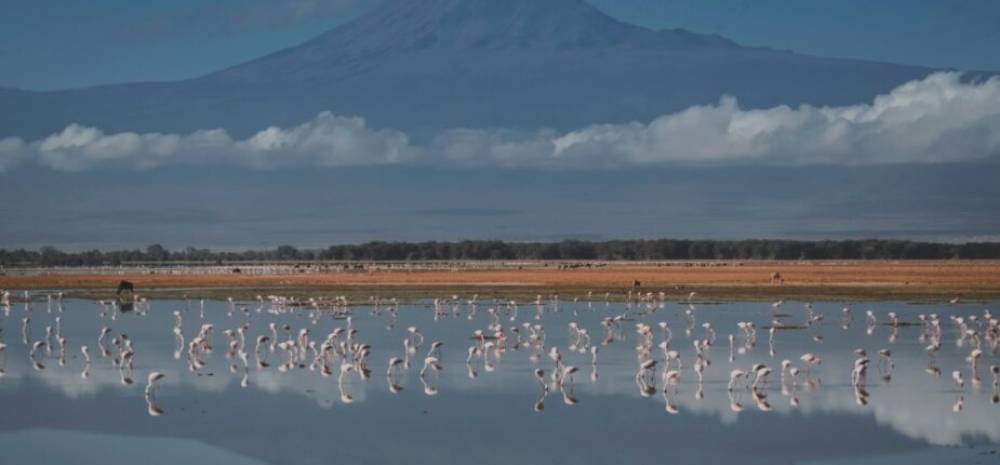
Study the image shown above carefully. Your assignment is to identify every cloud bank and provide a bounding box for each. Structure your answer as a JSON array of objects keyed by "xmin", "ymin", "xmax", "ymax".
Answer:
[
  {"xmin": 1, "ymin": 72, "xmax": 999, "ymax": 172},
  {"xmin": 1, "ymin": 113, "xmax": 415, "ymax": 172}
]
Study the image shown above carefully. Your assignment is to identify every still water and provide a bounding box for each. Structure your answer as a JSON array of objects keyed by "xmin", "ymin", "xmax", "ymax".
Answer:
[{"xmin": 0, "ymin": 296, "xmax": 998, "ymax": 465}]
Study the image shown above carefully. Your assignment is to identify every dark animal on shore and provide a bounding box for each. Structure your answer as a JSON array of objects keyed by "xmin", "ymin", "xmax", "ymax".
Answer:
[
  {"xmin": 770, "ymin": 272, "xmax": 784, "ymax": 285},
  {"xmin": 116, "ymin": 280, "xmax": 134, "ymax": 295},
  {"xmin": 632, "ymin": 280, "xmax": 641, "ymax": 290}
]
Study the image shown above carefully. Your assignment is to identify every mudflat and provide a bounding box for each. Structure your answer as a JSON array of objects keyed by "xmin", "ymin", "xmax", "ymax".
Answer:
[{"xmin": 2, "ymin": 261, "xmax": 999, "ymax": 301}]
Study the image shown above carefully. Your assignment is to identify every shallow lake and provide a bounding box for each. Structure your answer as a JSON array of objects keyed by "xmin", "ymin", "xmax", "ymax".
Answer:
[{"xmin": 0, "ymin": 296, "xmax": 997, "ymax": 465}]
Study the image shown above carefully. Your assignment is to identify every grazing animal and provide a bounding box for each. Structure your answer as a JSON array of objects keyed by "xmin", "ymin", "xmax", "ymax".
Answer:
[
  {"xmin": 770, "ymin": 272, "xmax": 784, "ymax": 285},
  {"xmin": 116, "ymin": 280, "xmax": 135, "ymax": 296}
]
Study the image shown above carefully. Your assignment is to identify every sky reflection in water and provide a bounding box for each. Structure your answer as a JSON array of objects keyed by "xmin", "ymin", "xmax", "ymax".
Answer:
[{"xmin": 0, "ymin": 297, "xmax": 998, "ymax": 465}]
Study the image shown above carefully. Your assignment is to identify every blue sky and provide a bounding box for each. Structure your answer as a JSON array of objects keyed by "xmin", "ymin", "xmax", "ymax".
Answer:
[{"xmin": 1, "ymin": 0, "xmax": 999, "ymax": 90}]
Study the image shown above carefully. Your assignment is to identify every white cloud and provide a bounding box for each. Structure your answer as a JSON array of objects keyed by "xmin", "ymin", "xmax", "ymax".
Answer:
[
  {"xmin": 21, "ymin": 112, "xmax": 414, "ymax": 172},
  {"xmin": 430, "ymin": 128, "xmax": 558, "ymax": 167},
  {"xmin": 235, "ymin": 112, "xmax": 415, "ymax": 169},
  {"xmin": 36, "ymin": 124, "xmax": 192, "ymax": 171},
  {"xmin": 544, "ymin": 72, "xmax": 1000, "ymax": 166},
  {"xmin": 3, "ymin": 72, "xmax": 999, "ymax": 172},
  {"xmin": 0, "ymin": 136, "xmax": 26, "ymax": 172}
]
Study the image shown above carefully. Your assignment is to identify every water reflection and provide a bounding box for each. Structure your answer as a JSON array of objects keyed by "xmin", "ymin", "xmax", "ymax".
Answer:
[{"xmin": 0, "ymin": 295, "xmax": 998, "ymax": 464}]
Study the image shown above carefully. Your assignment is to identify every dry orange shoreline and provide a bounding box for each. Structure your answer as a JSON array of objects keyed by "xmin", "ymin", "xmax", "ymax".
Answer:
[{"xmin": 2, "ymin": 261, "xmax": 999, "ymax": 301}]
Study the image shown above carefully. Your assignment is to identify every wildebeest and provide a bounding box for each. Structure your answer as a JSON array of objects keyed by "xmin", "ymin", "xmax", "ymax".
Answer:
[
  {"xmin": 116, "ymin": 280, "xmax": 135, "ymax": 295},
  {"xmin": 770, "ymin": 272, "xmax": 784, "ymax": 285}
]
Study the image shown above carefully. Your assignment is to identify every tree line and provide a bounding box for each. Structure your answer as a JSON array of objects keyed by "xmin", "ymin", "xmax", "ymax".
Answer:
[{"xmin": 2, "ymin": 240, "xmax": 1000, "ymax": 267}]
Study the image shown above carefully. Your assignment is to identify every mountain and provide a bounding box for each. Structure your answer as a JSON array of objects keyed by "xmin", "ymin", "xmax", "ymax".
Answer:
[{"xmin": 0, "ymin": 0, "xmax": 937, "ymax": 139}]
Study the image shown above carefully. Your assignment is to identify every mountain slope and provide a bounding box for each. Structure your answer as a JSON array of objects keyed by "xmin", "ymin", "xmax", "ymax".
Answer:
[{"xmin": 0, "ymin": 0, "xmax": 936, "ymax": 139}]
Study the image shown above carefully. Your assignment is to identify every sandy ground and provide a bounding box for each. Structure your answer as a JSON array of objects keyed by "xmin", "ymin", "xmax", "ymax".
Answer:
[{"xmin": 2, "ymin": 261, "xmax": 999, "ymax": 301}]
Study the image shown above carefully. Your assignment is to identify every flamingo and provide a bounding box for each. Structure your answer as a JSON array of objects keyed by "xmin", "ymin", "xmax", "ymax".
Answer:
[
  {"xmin": 968, "ymin": 348, "xmax": 983, "ymax": 373},
  {"xmin": 952, "ymin": 370, "xmax": 965, "ymax": 390},
  {"xmin": 29, "ymin": 341, "xmax": 46, "ymax": 360},
  {"xmin": 386, "ymin": 357, "xmax": 404, "ymax": 377},
  {"xmin": 663, "ymin": 369, "xmax": 681, "ymax": 387},
  {"xmin": 407, "ymin": 326, "xmax": 424, "ymax": 348},
  {"xmin": 636, "ymin": 359, "xmax": 657, "ymax": 386},
  {"xmin": 557, "ymin": 381, "xmax": 579, "ymax": 405},
  {"xmin": 752, "ymin": 366, "xmax": 772, "ymax": 390},
  {"xmin": 427, "ymin": 341, "xmax": 443, "ymax": 359},
  {"xmin": 534, "ymin": 368, "xmax": 547, "ymax": 391},
  {"xmin": 780, "ymin": 360, "xmax": 796, "ymax": 384},
  {"xmin": 420, "ymin": 357, "xmax": 442, "ymax": 378},
  {"xmin": 145, "ymin": 372, "xmax": 165, "ymax": 398},
  {"xmin": 728, "ymin": 369, "xmax": 746, "ymax": 391},
  {"xmin": 339, "ymin": 363, "xmax": 356, "ymax": 403},
  {"xmin": 728, "ymin": 391, "xmax": 744, "ymax": 412},
  {"xmin": 98, "ymin": 326, "xmax": 111, "ymax": 347},
  {"xmin": 800, "ymin": 353, "xmax": 821, "ymax": 374},
  {"xmin": 878, "ymin": 349, "xmax": 893, "ymax": 373}
]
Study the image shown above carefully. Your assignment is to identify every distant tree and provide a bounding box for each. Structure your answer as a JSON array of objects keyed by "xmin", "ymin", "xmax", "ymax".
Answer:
[
  {"xmin": 146, "ymin": 244, "xmax": 168, "ymax": 262},
  {"xmin": 4, "ymin": 239, "xmax": 1000, "ymax": 266},
  {"xmin": 275, "ymin": 245, "xmax": 300, "ymax": 261}
]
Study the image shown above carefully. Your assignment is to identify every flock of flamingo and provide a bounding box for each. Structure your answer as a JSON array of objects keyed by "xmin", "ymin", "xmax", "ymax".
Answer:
[{"xmin": 1, "ymin": 288, "xmax": 998, "ymax": 417}]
